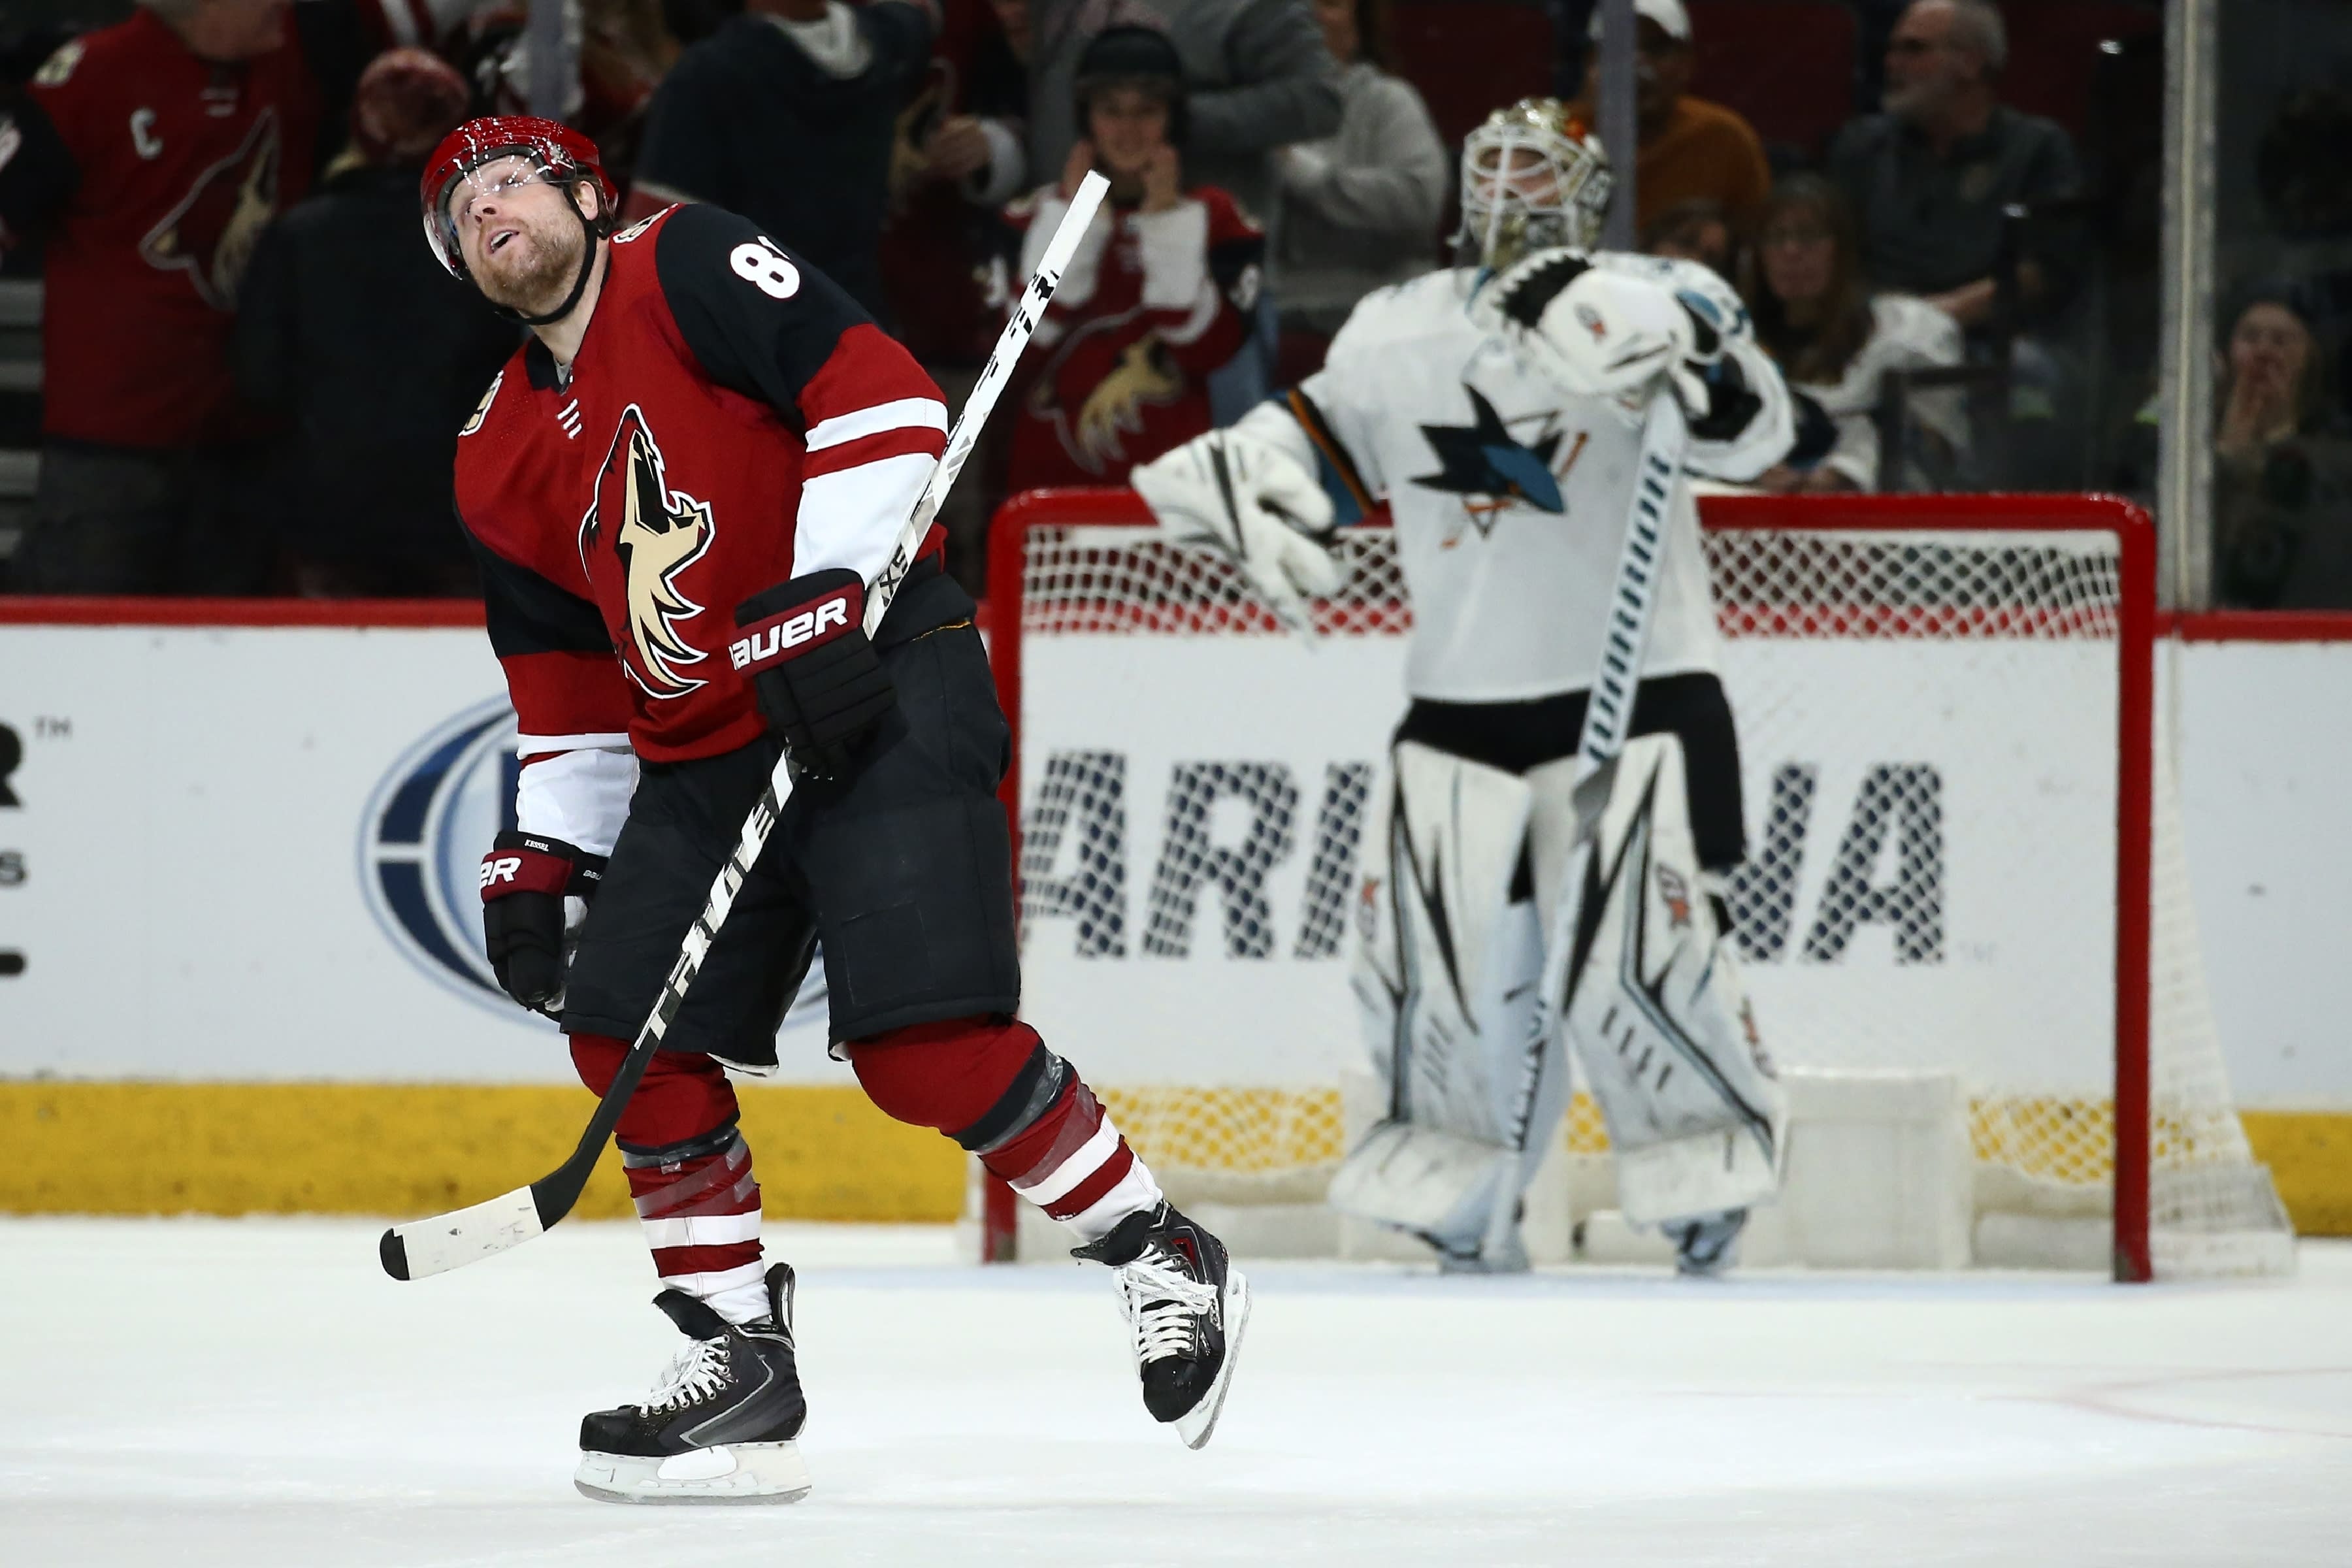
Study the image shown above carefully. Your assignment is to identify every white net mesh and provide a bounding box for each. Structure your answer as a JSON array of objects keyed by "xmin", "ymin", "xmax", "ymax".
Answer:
[{"xmin": 1008, "ymin": 500, "xmax": 2292, "ymax": 1275}]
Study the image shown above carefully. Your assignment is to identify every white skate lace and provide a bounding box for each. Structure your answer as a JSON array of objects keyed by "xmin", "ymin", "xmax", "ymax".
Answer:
[
  {"xmin": 638, "ymin": 1334, "xmax": 731, "ymax": 1414},
  {"xmin": 1113, "ymin": 1250, "xmax": 1220, "ymax": 1366}
]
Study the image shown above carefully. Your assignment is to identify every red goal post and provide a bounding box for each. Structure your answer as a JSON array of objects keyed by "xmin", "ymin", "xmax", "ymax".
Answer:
[{"xmin": 985, "ymin": 487, "xmax": 2287, "ymax": 1280}]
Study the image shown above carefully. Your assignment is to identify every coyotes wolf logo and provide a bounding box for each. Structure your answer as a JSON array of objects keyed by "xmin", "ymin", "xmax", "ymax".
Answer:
[
  {"xmin": 139, "ymin": 107, "xmax": 282, "ymax": 310},
  {"xmin": 580, "ymin": 406, "xmax": 715, "ymax": 698}
]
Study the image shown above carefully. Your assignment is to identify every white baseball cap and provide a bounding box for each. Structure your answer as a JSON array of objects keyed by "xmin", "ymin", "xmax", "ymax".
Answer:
[{"xmin": 1586, "ymin": 0, "xmax": 1692, "ymax": 43}]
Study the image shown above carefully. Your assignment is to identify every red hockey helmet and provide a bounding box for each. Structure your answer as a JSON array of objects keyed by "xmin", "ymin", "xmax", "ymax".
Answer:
[{"xmin": 420, "ymin": 115, "xmax": 618, "ymax": 282}]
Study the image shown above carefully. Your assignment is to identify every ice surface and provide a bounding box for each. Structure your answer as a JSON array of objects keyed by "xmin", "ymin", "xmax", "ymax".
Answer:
[{"xmin": 3, "ymin": 1218, "xmax": 2349, "ymax": 1565}]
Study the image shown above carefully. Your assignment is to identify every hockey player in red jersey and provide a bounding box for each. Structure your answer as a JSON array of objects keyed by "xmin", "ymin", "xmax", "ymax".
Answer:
[
  {"xmin": 425, "ymin": 116, "xmax": 1249, "ymax": 1502},
  {"xmin": 1001, "ymin": 22, "xmax": 1264, "ymax": 491}
]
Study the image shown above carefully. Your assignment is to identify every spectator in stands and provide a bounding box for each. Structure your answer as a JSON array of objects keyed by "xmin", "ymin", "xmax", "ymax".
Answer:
[
  {"xmin": 1827, "ymin": 0, "xmax": 2083, "ymax": 337},
  {"xmin": 0, "ymin": 0, "xmax": 323, "ymax": 593},
  {"xmin": 1269, "ymin": 0, "xmax": 1444, "ymax": 340},
  {"xmin": 576, "ymin": 0, "xmax": 683, "ymax": 188},
  {"xmin": 2209, "ymin": 283, "xmax": 2352, "ymax": 609},
  {"xmin": 1024, "ymin": 0, "xmax": 1339, "ymax": 247},
  {"xmin": 233, "ymin": 48, "xmax": 516, "ymax": 596},
  {"xmin": 1574, "ymin": 0, "xmax": 1771, "ymax": 236},
  {"xmin": 1742, "ymin": 174, "xmax": 1964, "ymax": 494},
  {"xmin": 884, "ymin": 0, "xmax": 1032, "ymax": 367},
  {"xmin": 1641, "ymin": 196, "xmax": 1735, "ymax": 281},
  {"xmin": 1004, "ymin": 23, "xmax": 1262, "ymax": 490},
  {"xmin": 880, "ymin": 0, "xmax": 1034, "ymax": 589},
  {"xmin": 627, "ymin": 0, "xmax": 936, "ymax": 321}
]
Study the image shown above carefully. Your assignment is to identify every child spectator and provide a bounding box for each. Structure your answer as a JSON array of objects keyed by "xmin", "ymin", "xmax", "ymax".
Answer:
[
  {"xmin": 1022, "ymin": 0, "xmax": 1339, "ymax": 234},
  {"xmin": 1003, "ymin": 22, "xmax": 1262, "ymax": 490},
  {"xmin": 1271, "ymin": 0, "xmax": 1446, "ymax": 339},
  {"xmin": 1574, "ymin": 0, "xmax": 1770, "ymax": 235},
  {"xmin": 1740, "ymin": 175, "xmax": 1965, "ymax": 493},
  {"xmin": 232, "ymin": 48, "xmax": 517, "ymax": 596}
]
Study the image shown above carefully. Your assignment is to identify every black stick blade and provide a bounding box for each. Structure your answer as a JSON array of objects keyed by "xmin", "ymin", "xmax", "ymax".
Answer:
[{"xmin": 380, "ymin": 1228, "xmax": 411, "ymax": 1281}]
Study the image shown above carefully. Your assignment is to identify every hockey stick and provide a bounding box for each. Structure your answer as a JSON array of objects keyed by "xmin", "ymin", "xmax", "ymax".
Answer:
[
  {"xmin": 381, "ymin": 172, "xmax": 1113, "ymax": 1282},
  {"xmin": 1485, "ymin": 382, "xmax": 1690, "ymax": 1256}
]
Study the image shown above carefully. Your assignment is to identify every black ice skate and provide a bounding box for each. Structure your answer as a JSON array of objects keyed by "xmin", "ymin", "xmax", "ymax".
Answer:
[
  {"xmin": 1071, "ymin": 1201, "xmax": 1251, "ymax": 1449},
  {"xmin": 573, "ymin": 1263, "xmax": 810, "ymax": 1504},
  {"xmin": 1667, "ymin": 1208, "xmax": 1749, "ymax": 1278}
]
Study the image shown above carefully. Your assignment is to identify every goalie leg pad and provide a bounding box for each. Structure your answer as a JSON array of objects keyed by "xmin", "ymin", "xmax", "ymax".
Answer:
[
  {"xmin": 1332, "ymin": 742, "xmax": 1556, "ymax": 1258},
  {"xmin": 1533, "ymin": 735, "xmax": 1788, "ymax": 1227}
]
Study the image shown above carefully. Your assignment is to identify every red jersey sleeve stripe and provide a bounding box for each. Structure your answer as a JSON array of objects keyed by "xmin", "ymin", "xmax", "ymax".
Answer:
[
  {"xmin": 796, "ymin": 324, "xmax": 945, "ymax": 449},
  {"xmin": 802, "ymin": 423, "xmax": 947, "ymax": 480},
  {"xmin": 804, "ymin": 397, "xmax": 946, "ymax": 452}
]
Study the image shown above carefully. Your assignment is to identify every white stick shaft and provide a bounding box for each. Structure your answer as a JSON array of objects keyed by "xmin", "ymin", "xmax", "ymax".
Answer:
[
  {"xmin": 864, "ymin": 171, "xmax": 1109, "ymax": 634},
  {"xmin": 1502, "ymin": 385, "xmax": 1690, "ymax": 1162}
]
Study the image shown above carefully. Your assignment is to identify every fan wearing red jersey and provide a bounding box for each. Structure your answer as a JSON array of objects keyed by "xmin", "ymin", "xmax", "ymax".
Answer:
[
  {"xmin": 425, "ymin": 117, "xmax": 1249, "ymax": 1502},
  {"xmin": 0, "ymin": 0, "xmax": 319, "ymax": 592},
  {"xmin": 1001, "ymin": 23, "xmax": 1264, "ymax": 491}
]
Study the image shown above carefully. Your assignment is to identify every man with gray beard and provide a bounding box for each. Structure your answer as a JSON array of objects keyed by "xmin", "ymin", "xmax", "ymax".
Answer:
[{"xmin": 1825, "ymin": 0, "xmax": 2083, "ymax": 338}]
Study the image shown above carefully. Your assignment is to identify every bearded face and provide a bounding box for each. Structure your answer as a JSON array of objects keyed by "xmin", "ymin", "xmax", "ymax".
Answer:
[{"xmin": 450, "ymin": 157, "xmax": 592, "ymax": 316}]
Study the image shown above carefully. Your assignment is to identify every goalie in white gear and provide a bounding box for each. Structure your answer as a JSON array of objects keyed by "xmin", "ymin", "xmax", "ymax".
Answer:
[{"xmin": 1133, "ymin": 99, "xmax": 1793, "ymax": 1275}]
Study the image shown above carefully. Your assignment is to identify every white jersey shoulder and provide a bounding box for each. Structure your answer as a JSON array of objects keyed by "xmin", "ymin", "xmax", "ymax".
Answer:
[{"xmin": 1256, "ymin": 259, "xmax": 1727, "ymax": 704}]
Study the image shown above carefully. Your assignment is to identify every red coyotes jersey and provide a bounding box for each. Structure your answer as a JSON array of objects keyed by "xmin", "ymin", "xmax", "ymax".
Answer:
[
  {"xmin": 24, "ymin": 12, "xmax": 319, "ymax": 447},
  {"xmin": 1002, "ymin": 184, "xmax": 1262, "ymax": 491},
  {"xmin": 456, "ymin": 202, "xmax": 949, "ymax": 767}
]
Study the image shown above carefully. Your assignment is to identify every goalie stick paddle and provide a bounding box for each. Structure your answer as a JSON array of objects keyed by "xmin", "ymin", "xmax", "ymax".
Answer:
[
  {"xmin": 1486, "ymin": 384, "xmax": 1690, "ymax": 1255},
  {"xmin": 380, "ymin": 172, "xmax": 1114, "ymax": 1282}
]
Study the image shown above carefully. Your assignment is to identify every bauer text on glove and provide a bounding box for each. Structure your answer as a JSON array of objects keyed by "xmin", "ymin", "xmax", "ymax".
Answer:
[
  {"xmin": 480, "ymin": 830, "xmax": 606, "ymax": 1017},
  {"xmin": 732, "ymin": 568, "xmax": 895, "ymax": 781}
]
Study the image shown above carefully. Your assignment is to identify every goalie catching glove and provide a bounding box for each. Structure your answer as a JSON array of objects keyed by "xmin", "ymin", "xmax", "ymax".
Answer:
[
  {"xmin": 480, "ymin": 831, "xmax": 607, "ymax": 1017},
  {"xmin": 1480, "ymin": 252, "xmax": 1762, "ymax": 440},
  {"xmin": 1132, "ymin": 430, "xmax": 1343, "ymax": 634},
  {"xmin": 732, "ymin": 568, "xmax": 894, "ymax": 781}
]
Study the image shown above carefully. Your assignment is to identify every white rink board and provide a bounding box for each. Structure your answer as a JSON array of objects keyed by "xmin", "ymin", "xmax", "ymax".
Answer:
[
  {"xmin": 1017, "ymin": 632, "xmax": 2119, "ymax": 1096},
  {"xmin": 0, "ymin": 625, "xmax": 837, "ymax": 1084},
  {"xmin": 0, "ymin": 621, "xmax": 2349, "ymax": 1106}
]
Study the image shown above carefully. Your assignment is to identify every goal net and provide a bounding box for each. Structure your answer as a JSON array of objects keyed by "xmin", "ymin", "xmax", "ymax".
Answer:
[{"xmin": 985, "ymin": 489, "xmax": 2294, "ymax": 1279}]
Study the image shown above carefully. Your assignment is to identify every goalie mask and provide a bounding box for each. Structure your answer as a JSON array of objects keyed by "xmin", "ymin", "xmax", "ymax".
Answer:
[
  {"xmin": 1458, "ymin": 99, "xmax": 1612, "ymax": 270},
  {"xmin": 421, "ymin": 116, "xmax": 619, "ymax": 325}
]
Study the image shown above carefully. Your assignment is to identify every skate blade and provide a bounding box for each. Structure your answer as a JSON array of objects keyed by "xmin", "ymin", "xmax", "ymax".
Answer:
[
  {"xmin": 573, "ymin": 1440, "xmax": 811, "ymax": 1505},
  {"xmin": 1175, "ymin": 1267, "xmax": 1251, "ymax": 1451}
]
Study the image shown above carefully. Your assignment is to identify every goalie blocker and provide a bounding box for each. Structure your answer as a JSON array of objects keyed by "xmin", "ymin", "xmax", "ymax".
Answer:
[{"xmin": 1329, "ymin": 676, "xmax": 1787, "ymax": 1267}]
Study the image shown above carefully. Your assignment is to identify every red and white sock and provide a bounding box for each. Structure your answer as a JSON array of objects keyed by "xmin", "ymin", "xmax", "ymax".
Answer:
[
  {"xmin": 572, "ymin": 1034, "xmax": 770, "ymax": 1326},
  {"xmin": 619, "ymin": 1122, "xmax": 769, "ymax": 1324},
  {"xmin": 845, "ymin": 1017, "xmax": 1163, "ymax": 1242},
  {"xmin": 981, "ymin": 1078, "xmax": 1162, "ymax": 1241}
]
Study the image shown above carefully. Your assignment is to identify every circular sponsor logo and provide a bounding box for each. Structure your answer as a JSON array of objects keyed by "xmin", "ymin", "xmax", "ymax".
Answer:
[
  {"xmin": 359, "ymin": 702, "xmax": 833, "ymax": 1044},
  {"xmin": 359, "ymin": 697, "xmax": 525, "ymax": 1018}
]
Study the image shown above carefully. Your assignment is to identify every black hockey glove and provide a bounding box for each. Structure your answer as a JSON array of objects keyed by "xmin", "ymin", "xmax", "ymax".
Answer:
[
  {"xmin": 731, "ymin": 568, "xmax": 895, "ymax": 782},
  {"xmin": 479, "ymin": 830, "xmax": 606, "ymax": 1018},
  {"xmin": 1686, "ymin": 354, "xmax": 1765, "ymax": 443}
]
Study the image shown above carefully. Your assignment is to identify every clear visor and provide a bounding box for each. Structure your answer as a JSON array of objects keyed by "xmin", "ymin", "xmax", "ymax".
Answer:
[{"xmin": 425, "ymin": 154, "xmax": 558, "ymax": 274}]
